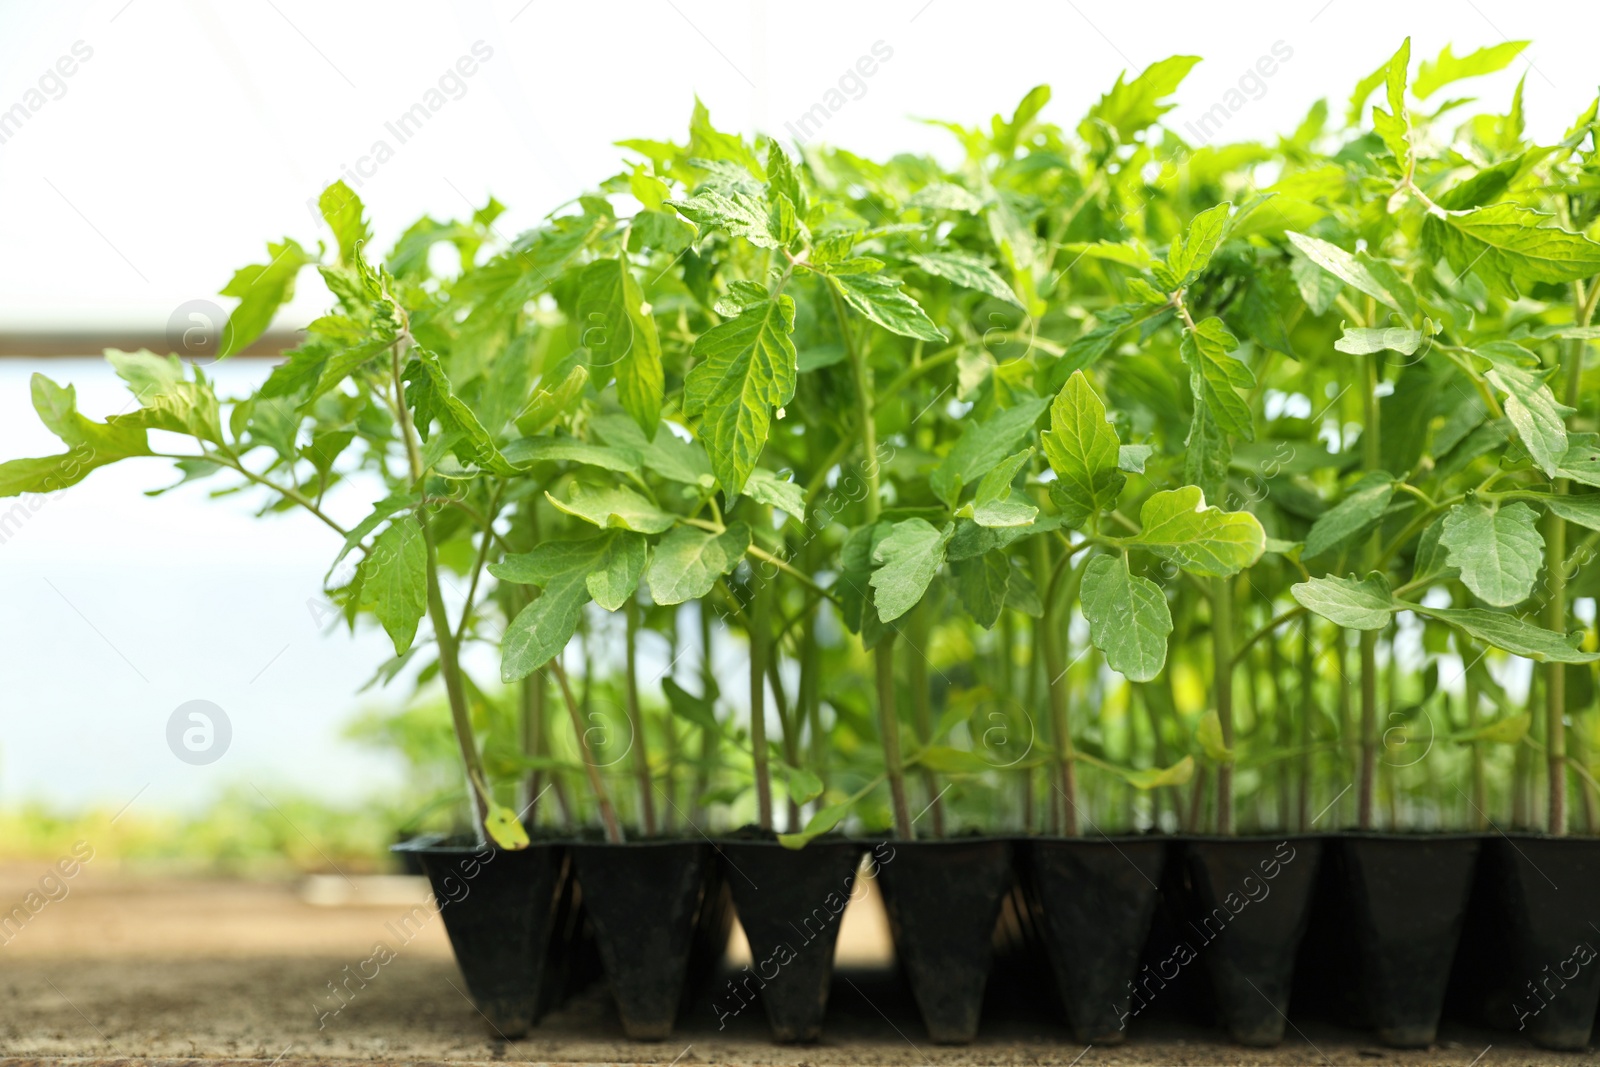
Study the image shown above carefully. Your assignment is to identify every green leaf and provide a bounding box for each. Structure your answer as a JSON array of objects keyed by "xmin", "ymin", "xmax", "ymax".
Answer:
[
  {"xmin": 955, "ymin": 447, "xmax": 1037, "ymax": 528},
  {"xmin": 318, "ymin": 181, "xmax": 370, "ymax": 266},
  {"xmin": 683, "ymin": 297, "xmax": 798, "ymax": 497},
  {"xmin": 515, "ymin": 365, "xmax": 590, "ymax": 437},
  {"xmin": 546, "ymin": 483, "xmax": 676, "ymax": 535},
  {"xmin": 1438, "ymin": 501, "xmax": 1543, "ymax": 607},
  {"xmin": 1303, "ymin": 471, "xmax": 1396, "ymax": 559},
  {"xmin": 914, "ymin": 745, "xmax": 996, "ymax": 774},
  {"xmin": 360, "ymin": 515, "xmax": 427, "ymax": 655},
  {"xmin": 1118, "ymin": 756, "xmax": 1195, "ymax": 790},
  {"xmin": 1334, "ymin": 327, "xmax": 1423, "ymax": 356},
  {"xmin": 1081, "ymin": 553, "xmax": 1172, "ymax": 681},
  {"xmin": 1082, "ymin": 55, "xmax": 1202, "ymax": 143},
  {"xmin": 1538, "ymin": 493, "xmax": 1600, "ymax": 532},
  {"xmin": 1129, "ymin": 486, "xmax": 1266, "ymax": 577},
  {"xmin": 493, "ymin": 534, "xmax": 632, "ymax": 680},
  {"xmin": 783, "ymin": 767, "xmax": 825, "ymax": 805},
  {"xmin": 501, "ymin": 437, "xmax": 641, "ymax": 473},
  {"xmin": 777, "ymin": 798, "xmax": 853, "ymax": 849},
  {"xmin": 1424, "ymin": 202, "xmax": 1600, "ymax": 299},
  {"xmin": 1452, "ymin": 711, "xmax": 1531, "ymax": 745},
  {"xmin": 667, "ymin": 188, "xmax": 778, "ymax": 248},
  {"xmin": 829, "ymin": 272, "xmax": 946, "ymax": 342},
  {"xmin": 910, "ymin": 251, "xmax": 1022, "ymax": 307},
  {"xmin": 1411, "ymin": 606, "xmax": 1598, "ymax": 663},
  {"xmin": 647, "ymin": 522, "xmax": 750, "ymax": 605},
  {"xmin": 663, "ymin": 677, "xmax": 720, "ymax": 733},
  {"xmin": 1041, "ymin": 370, "xmax": 1124, "ymax": 527},
  {"xmin": 870, "ymin": 518, "xmax": 953, "ymax": 622},
  {"xmin": 742, "ymin": 468, "xmax": 804, "ymax": 517},
  {"xmin": 1557, "ymin": 434, "xmax": 1600, "ymax": 488},
  {"xmin": 577, "ymin": 257, "xmax": 664, "ymax": 438},
  {"xmin": 1196, "ymin": 711, "xmax": 1234, "ymax": 762},
  {"xmin": 1165, "ymin": 202, "xmax": 1231, "ymax": 287},
  {"xmin": 219, "ymin": 238, "xmax": 310, "ymax": 358},
  {"xmin": 1372, "ymin": 38, "xmax": 1411, "ymax": 164},
  {"xmin": 931, "ymin": 396, "xmax": 1050, "ymax": 507},
  {"xmin": 1480, "ymin": 355, "xmax": 1572, "ymax": 478},
  {"xmin": 1284, "ymin": 232, "xmax": 1404, "ymax": 312},
  {"xmin": 1118, "ymin": 444, "xmax": 1154, "ymax": 473},
  {"xmin": 1414, "ymin": 41, "xmax": 1530, "ymax": 99},
  {"xmin": 584, "ymin": 531, "xmax": 649, "ymax": 612},
  {"xmin": 949, "ymin": 549, "xmax": 1010, "ymax": 629},
  {"xmin": 1181, "ymin": 317, "xmax": 1254, "ymax": 441},
  {"xmin": 402, "ymin": 347, "xmax": 514, "ymax": 475},
  {"xmin": 1291, "ymin": 573, "xmax": 1397, "ymax": 631}
]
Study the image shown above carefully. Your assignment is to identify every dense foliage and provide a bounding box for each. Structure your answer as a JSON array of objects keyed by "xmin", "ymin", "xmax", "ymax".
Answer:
[{"xmin": 10, "ymin": 38, "xmax": 1600, "ymax": 847}]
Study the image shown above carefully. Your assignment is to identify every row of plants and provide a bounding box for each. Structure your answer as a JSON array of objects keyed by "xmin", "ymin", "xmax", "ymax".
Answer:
[{"xmin": 9, "ymin": 37, "xmax": 1600, "ymax": 1049}]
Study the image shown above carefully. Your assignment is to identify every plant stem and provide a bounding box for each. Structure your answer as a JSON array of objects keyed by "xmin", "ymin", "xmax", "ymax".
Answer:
[
  {"xmin": 1357, "ymin": 347, "xmax": 1382, "ymax": 830},
  {"xmin": 1465, "ymin": 671, "xmax": 1487, "ymax": 830},
  {"xmin": 551, "ymin": 659, "xmax": 624, "ymax": 843},
  {"xmin": 876, "ymin": 639, "xmax": 913, "ymax": 838},
  {"xmin": 390, "ymin": 342, "xmax": 494, "ymax": 845},
  {"xmin": 749, "ymin": 562, "xmax": 774, "ymax": 830},
  {"xmin": 907, "ymin": 601, "xmax": 944, "ymax": 837},
  {"xmin": 625, "ymin": 598, "xmax": 657, "ymax": 836},
  {"xmin": 833, "ymin": 278, "xmax": 911, "ymax": 840},
  {"xmin": 1213, "ymin": 575, "xmax": 1236, "ymax": 835},
  {"xmin": 694, "ymin": 601, "xmax": 718, "ymax": 826}
]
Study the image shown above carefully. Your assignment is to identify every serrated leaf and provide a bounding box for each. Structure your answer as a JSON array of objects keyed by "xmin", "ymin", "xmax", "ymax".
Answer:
[
  {"xmin": 742, "ymin": 468, "xmax": 804, "ymax": 517},
  {"xmin": 950, "ymin": 549, "xmax": 1010, "ymax": 629},
  {"xmin": 500, "ymin": 437, "xmax": 641, "ymax": 473},
  {"xmin": 683, "ymin": 296, "xmax": 798, "ymax": 497},
  {"xmin": 515, "ymin": 365, "xmax": 590, "ymax": 437},
  {"xmin": 1130, "ymin": 486, "xmax": 1266, "ymax": 577},
  {"xmin": 910, "ymin": 251, "xmax": 1021, "ymax": 307},
  {"xmin": 1082, "ymin": 54, "xmax": 1201, "ymax": 143},
  {"xmin": 1334, "ymin": 327, "xmax": 1423, "ymax": 356},
  {"xmin": 1285, "ymin": 231, "xmax": 1404, "ymax": 312},
  {"xmin": 1118, "ymin": 444, "xmax": 1154, "ymax": 473},
  {"xmin": 1081, "ymin": 553, "xmax": 1172, "ymax": 681},
  {"xmin": 402, "ymin": 347, "xmax": 514, "ymax": 475},
  {"xmin": 1424, "ymin": 202, "xmax": 1600, "ymax": 299},
  {"xmin": 547, "ymin": 483, "xmax": 676, "ymax": 534},
  {"xmin": 647, "ymin": 522, "xmax": 750, "ymax": 605},
  {"xmin": 1481, "ymin": 357, "xmax": 1571, "ymax": 478},
  {"xmin": 584, "ymin": 531, "xmax": 648, "ymax": 612},
  {"xmin": 318, "ymin": 181, "xmax": 369, "ymax": 266},
  {"xmin": 1181, "ymin": 317, "xmax": 1255, "ymax": 441},
  {"xmin": 219, "ymin": 238, "xmax": 311, "ymax": 358},
  {"xmin": 361, "ymin": 514, "xmax": 427, "ymax": 655},
  {"xmin": 870, "ymin": 519, "xmax": 953, "ymax": 622},
  {"xmin": 830, "ymin": 272, "xmax": 946, "ymax": 342},
  {"xmin": 956, "ymin": 447, "xmax": 1037, "ymax": 528},
  {"xmin": 1537, "ymin": 493, "xmax": 1600, "ymax": 531},
  {"xmin": 1166, "ymin": 202, "xmax": 1230, "ymax": 286},
  {"xmin": 577, "ymin": 257, "xmax": 664, "ymax": 438},
  {"xmin": 1303, "ymin": 471, "xmax": 1396, "ymax": 559},
  {"xmin": 1412, "ymin": 606, "xmax": 1599, "ymax": 663},
  {"xmin": 1438, "ymin": 501, "xmax": 1543, "ymax": 607},
  {"xmin": 931, "ymin": 396, "xmax": 1050, "ymax": 507},
  {"xmin": 1041, "ymin": 370, "xmax": 1124, "ymax": 527},
  {"xmin": 1414, "ymin": 41, "xmax": 1530, "ymax": 99},
  {"xmin": 493, "ymin": 534, "xmax": 629, "ymax": 680},
  {"xmin": 667, "ymin": 188, "xmax": 778, "ymax": 248},
  {"xmin": 1291, "ymin": 573, "xmax": 1397, "ymax": 630}
]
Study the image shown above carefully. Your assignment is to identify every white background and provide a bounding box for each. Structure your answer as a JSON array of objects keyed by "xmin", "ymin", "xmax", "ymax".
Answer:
[{"xmin": 0, "ymin": 0, "xmax": 1594, "ymax": 813}]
